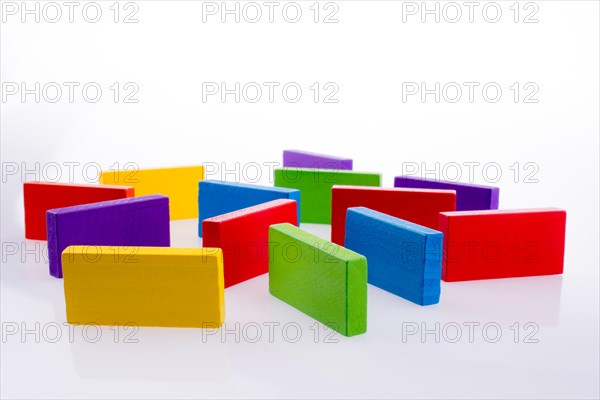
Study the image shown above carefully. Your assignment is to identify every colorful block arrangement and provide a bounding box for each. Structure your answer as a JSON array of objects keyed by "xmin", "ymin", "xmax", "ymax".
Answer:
[
  {"xmin": 344, "ymin": 207, "xmax": 442, "ymax": 306},
  {"xmin": 22, "ymin": 150, "xmax": 567, "ymax": 335},
  {"xmin": 268, "ymin": 223, "xmax": 367, "ymax": 337},
  {"xmin": 198, "ymin": 180, "xmax": 300, "ymax": 236},
  {"xmin": 47, "ymin": 195, "xmax": 170, "ymax": 278},
  {"xmin": 394, "ymin": 176, "xmax": 499, "ymax": 211},
  {"xmin": 203, "ymin": 199, "xmax": 298, "ymax": 287},
  {"xmin": 331, "ymin": 186, "xmax": 456, "ymax": 245},
  {"xmin": 274, "ymin": 168, "xmax": 381, "ymax": 223},
  {"xmin": 100, "ymin": 165, "xmax": 204, "ymax": 220},
  {"xmin": 63, "ymin": 246, "xmax": 224, "ymax": 328},
  {"xmin": 24, "ymin": 181, "xmax": 134, "ymax": 240}
]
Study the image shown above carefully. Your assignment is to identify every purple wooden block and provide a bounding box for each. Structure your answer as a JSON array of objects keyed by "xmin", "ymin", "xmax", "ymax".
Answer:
[
  {"xmin": 394, "ymin": 176, "xmax": 499, "ymax": 211},
  {"xmin": 46, "ymin": 195, "xmax": 170, "ymax": 278},
  {"xmin": 283, "ymin": 150, "xmax": 353, "ymax": 170}
]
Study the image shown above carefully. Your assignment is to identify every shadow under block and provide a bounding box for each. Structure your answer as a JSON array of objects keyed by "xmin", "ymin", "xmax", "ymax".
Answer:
[
  {"xmin": 283, "ymin": 149, "xmax": 353, "ymax": 170},
  {"xmin": 344, "ymin": 207, "xmax": 442, "ymax": 306},
  {"xmin": 268, "ymin": 223, "xmax": 367, "ymax": 337},
  {"xmin": 394, "ymin": 176, "xmax": 499, "ymax": 211},
  {"xmin": 331, "ymin": 186, "xmax": 456, "ymax": 245},
  {"xmin": 99, "ymin": 166, "xmax": 204, "ymax": 220},
  {"xmin": 198, "ymin": 180, "xmax": 300, "ymax": 237},
  {"xmin": 439, "ymin": 209, "xmax": 567, "ymax": 282},
  {"xmin": 274, "ymin": 168, "xmax": 381, "ymax": 224},
  {"xmin": 23, "ymin": 181, "xmax": 134, "ymax": 240},
  {"xmin": 202, "ymin": 199, "xmax": 298, "ymax": 288},
  {"xmin": 47, "ymin": 195, "xmax": 170, "ymax": 278},
  {"xmin": 63, "ymin": 246, "xmax": 225, "ymax": 328}
]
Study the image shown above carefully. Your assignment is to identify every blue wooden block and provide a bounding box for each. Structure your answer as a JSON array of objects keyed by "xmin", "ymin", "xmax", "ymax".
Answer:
[
  {"xmin": 344, "ymin": 207, "xmax": 442, "ymax": 306},
  {"xmin": 198, "ymin": 180, "xmax": 301, "ymax": 237}
]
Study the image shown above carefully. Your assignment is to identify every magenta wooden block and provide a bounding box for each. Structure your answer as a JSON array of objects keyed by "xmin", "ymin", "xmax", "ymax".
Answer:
[
  {"xmin": 47, "ymin": 195, "xmax": 170, "ymax": 278},
  {"xmin": 283, "ymin": 150, "xmax": 353, "ymax": 170}
]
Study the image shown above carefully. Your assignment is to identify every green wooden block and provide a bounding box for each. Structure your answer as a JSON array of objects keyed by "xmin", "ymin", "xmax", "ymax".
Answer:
[
  {"xmin": 273, "ymin": 168, "xmax": 381, "ymax": 224},
  {"xmin": 268, "ymin": 223, "xmax": 367, "ymax": 337}
]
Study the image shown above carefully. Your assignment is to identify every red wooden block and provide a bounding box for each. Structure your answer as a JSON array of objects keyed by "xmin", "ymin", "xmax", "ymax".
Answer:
[
  {"xmin": 439, "ymin": 208, "xmax": 566, "ymax": 282},
  {"xmin": 331, "ymin": 186, "xmax": 456, "ymax": 245},
  {"xmin": 202, "ymin": 199, "xmax": 298, "ymax": 288},
  {"xmin": 23, "ymin": 182, "xmax": 134, "ymax": 240}
]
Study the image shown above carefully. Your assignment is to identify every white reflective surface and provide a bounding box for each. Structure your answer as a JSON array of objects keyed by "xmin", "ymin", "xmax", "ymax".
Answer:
[{"xmin": 1, "ymin": 220, "xmax": 598, "ymax": 398}]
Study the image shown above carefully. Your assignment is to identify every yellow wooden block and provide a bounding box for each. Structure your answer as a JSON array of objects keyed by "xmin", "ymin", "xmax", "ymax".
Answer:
[
  {"xmin": 99, "ymin": 166, "xmax": 204, "ymax": 220},
  {"xmin": 63, "ymin": 246, "xmax": 225, "ymax": 328}
]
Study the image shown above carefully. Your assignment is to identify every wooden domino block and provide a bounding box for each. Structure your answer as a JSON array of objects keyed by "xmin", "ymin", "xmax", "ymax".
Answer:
[
  {"xmin": 47, "ymin": 195, "xmax": 170, "ymax": 278},
  {"xmin": 344, "ymin": 207, "xmax": 442, "ymax": 306},
  {"xmin": 274, "ymin": 168, "xmax": 381, "ymax": 224},
  {"xmin": 202, "ymin": 199, "xmax": 298, "ymax": 288},
  {"xmin": 23, "ymin": 182, "xmax": 134, "ymax": 240},
  {"xmin": 331, "ymin": 186, "xmax": 456, "ymax": 245},
  {"xmin": 99, "ymin": 166, "xmax": 204, "ymax": 220},
  {"xmin": 269, "ymin": 223, "xmax": 367, "ymax": 337},
  {"xmin": 63, "ymin": 246, "xmax": 224, "ymax": 328},
  {"xmin": 198, "ymin": 180, "xmax": 300, "ymax": 236},
  {"xmin": 395, "ymin": 176, "xmax": 499, "ymax": 211},
  {"xmin": 439, "ymin": 209, "xmax": 567, "ymax": 282},
  {"xmin": 283, "ymin": 149, "xmax": 353, "ymax": 170}
]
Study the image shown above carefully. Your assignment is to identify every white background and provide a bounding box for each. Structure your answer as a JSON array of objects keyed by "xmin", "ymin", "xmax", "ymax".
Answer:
[{"xmin": 1, "ymin": 1, "xmax": 599, "ymax": 398}]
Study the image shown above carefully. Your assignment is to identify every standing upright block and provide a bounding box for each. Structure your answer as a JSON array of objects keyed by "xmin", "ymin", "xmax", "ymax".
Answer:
[
  {"xmin": 439, "ymin": 208, "xmax": 567, "ymax": 282},
  {"xmin": 331, "ymin": 186, "xmax": 456, "ymax": 245},
  {"xmin": 198, "ymin": 180, "xmax": 300, "ymax": 236},
  {"xmin": 394, "ymin": 176, "xmax": 499, "ymax": 211},
  {"xmin": 269, "ymin": 223, "xmax": 367, "ymax": 337},
  {"xmin": 283, "ymin": 150, "xmax": 353, "ymax": 170},
  {"xmin": 202, "ymin": 199, "xmax": 298, "ymax": 287},
  {"xmin": 344, "ymin": 207, "xmax": 443, "ymax": 306},
  {"xmin": 274, "ymin": 168, "xmax": 381, "ymax": 224},
  {"xmin": 47, "ymin": 195, "xmax": 170, "ymax": 278},
  {"xmin": 63, "ymin": 246, "xmax": 224, "ymax": 328},
  {"xmin": 23, "ymin": 182, "xmax": 134, "ymax": 240},
  {"xmin": 99, "ymin": 166, "xmax": 204, "ymax": 220}
]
